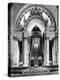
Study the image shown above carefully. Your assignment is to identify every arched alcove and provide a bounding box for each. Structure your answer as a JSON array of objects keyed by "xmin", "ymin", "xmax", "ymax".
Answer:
[{"xmin": 12, "ymin": 4, "xmax": 58, "ymax": 68}]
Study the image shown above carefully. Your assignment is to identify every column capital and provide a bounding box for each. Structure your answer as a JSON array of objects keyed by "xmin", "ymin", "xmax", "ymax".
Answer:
[
  {"xmin": 12, "ymin": 31, "xmax": 23, "ymax": 41},
  {"xmin": 44, "ymin": 31, "xmax": 56, "ymax": 40},
  {"xmin": 23, "ymin": 30, "xmax": 29, "ymax": 38}
]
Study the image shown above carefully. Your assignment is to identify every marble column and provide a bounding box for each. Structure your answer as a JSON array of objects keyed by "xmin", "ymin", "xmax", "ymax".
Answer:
[
  {"xmin": 44, "ymin": 39, "xmax": 47, "ymax": 66},
  {"xmin": 44, "ymin": 38, "xmax": 50, "ymax": 66},
  {"xmin": 23, "ymin": 38, "xmax": 29, "ymax": 67},
  {"xmin": 52, "ymin": 38, "xmax": 58, "ymax": 65},
  {"xmin": 46, "ymin": 39, "xmax": 50, "ymax": 66},
  {"xmin": 23, "ymin": 31, "xmax": 29, "ymax": 67}
]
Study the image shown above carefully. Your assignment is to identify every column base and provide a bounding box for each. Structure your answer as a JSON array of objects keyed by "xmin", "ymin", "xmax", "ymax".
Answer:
[
  {"xmin": 23, "ymin": 64, "xmax": 29, "ymax": 67},
  {"xmin": 46, "ymin": 63, "xmax": 49, "ymax": 66},
  {"xmin": 53, "ymin": 63, "xmax": 58, "ymax": 66}
]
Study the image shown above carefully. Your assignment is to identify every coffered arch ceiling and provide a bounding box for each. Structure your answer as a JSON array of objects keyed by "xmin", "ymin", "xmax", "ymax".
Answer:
[{"xmin": 15, "ymin": 4, "xmax": 56, "ymax": 35}]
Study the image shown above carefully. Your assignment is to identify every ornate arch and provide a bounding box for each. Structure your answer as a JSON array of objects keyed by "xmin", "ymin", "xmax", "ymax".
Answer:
[{"xmin": 15, "ymin": 4, "xmax": 56, "ymax": 33}]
